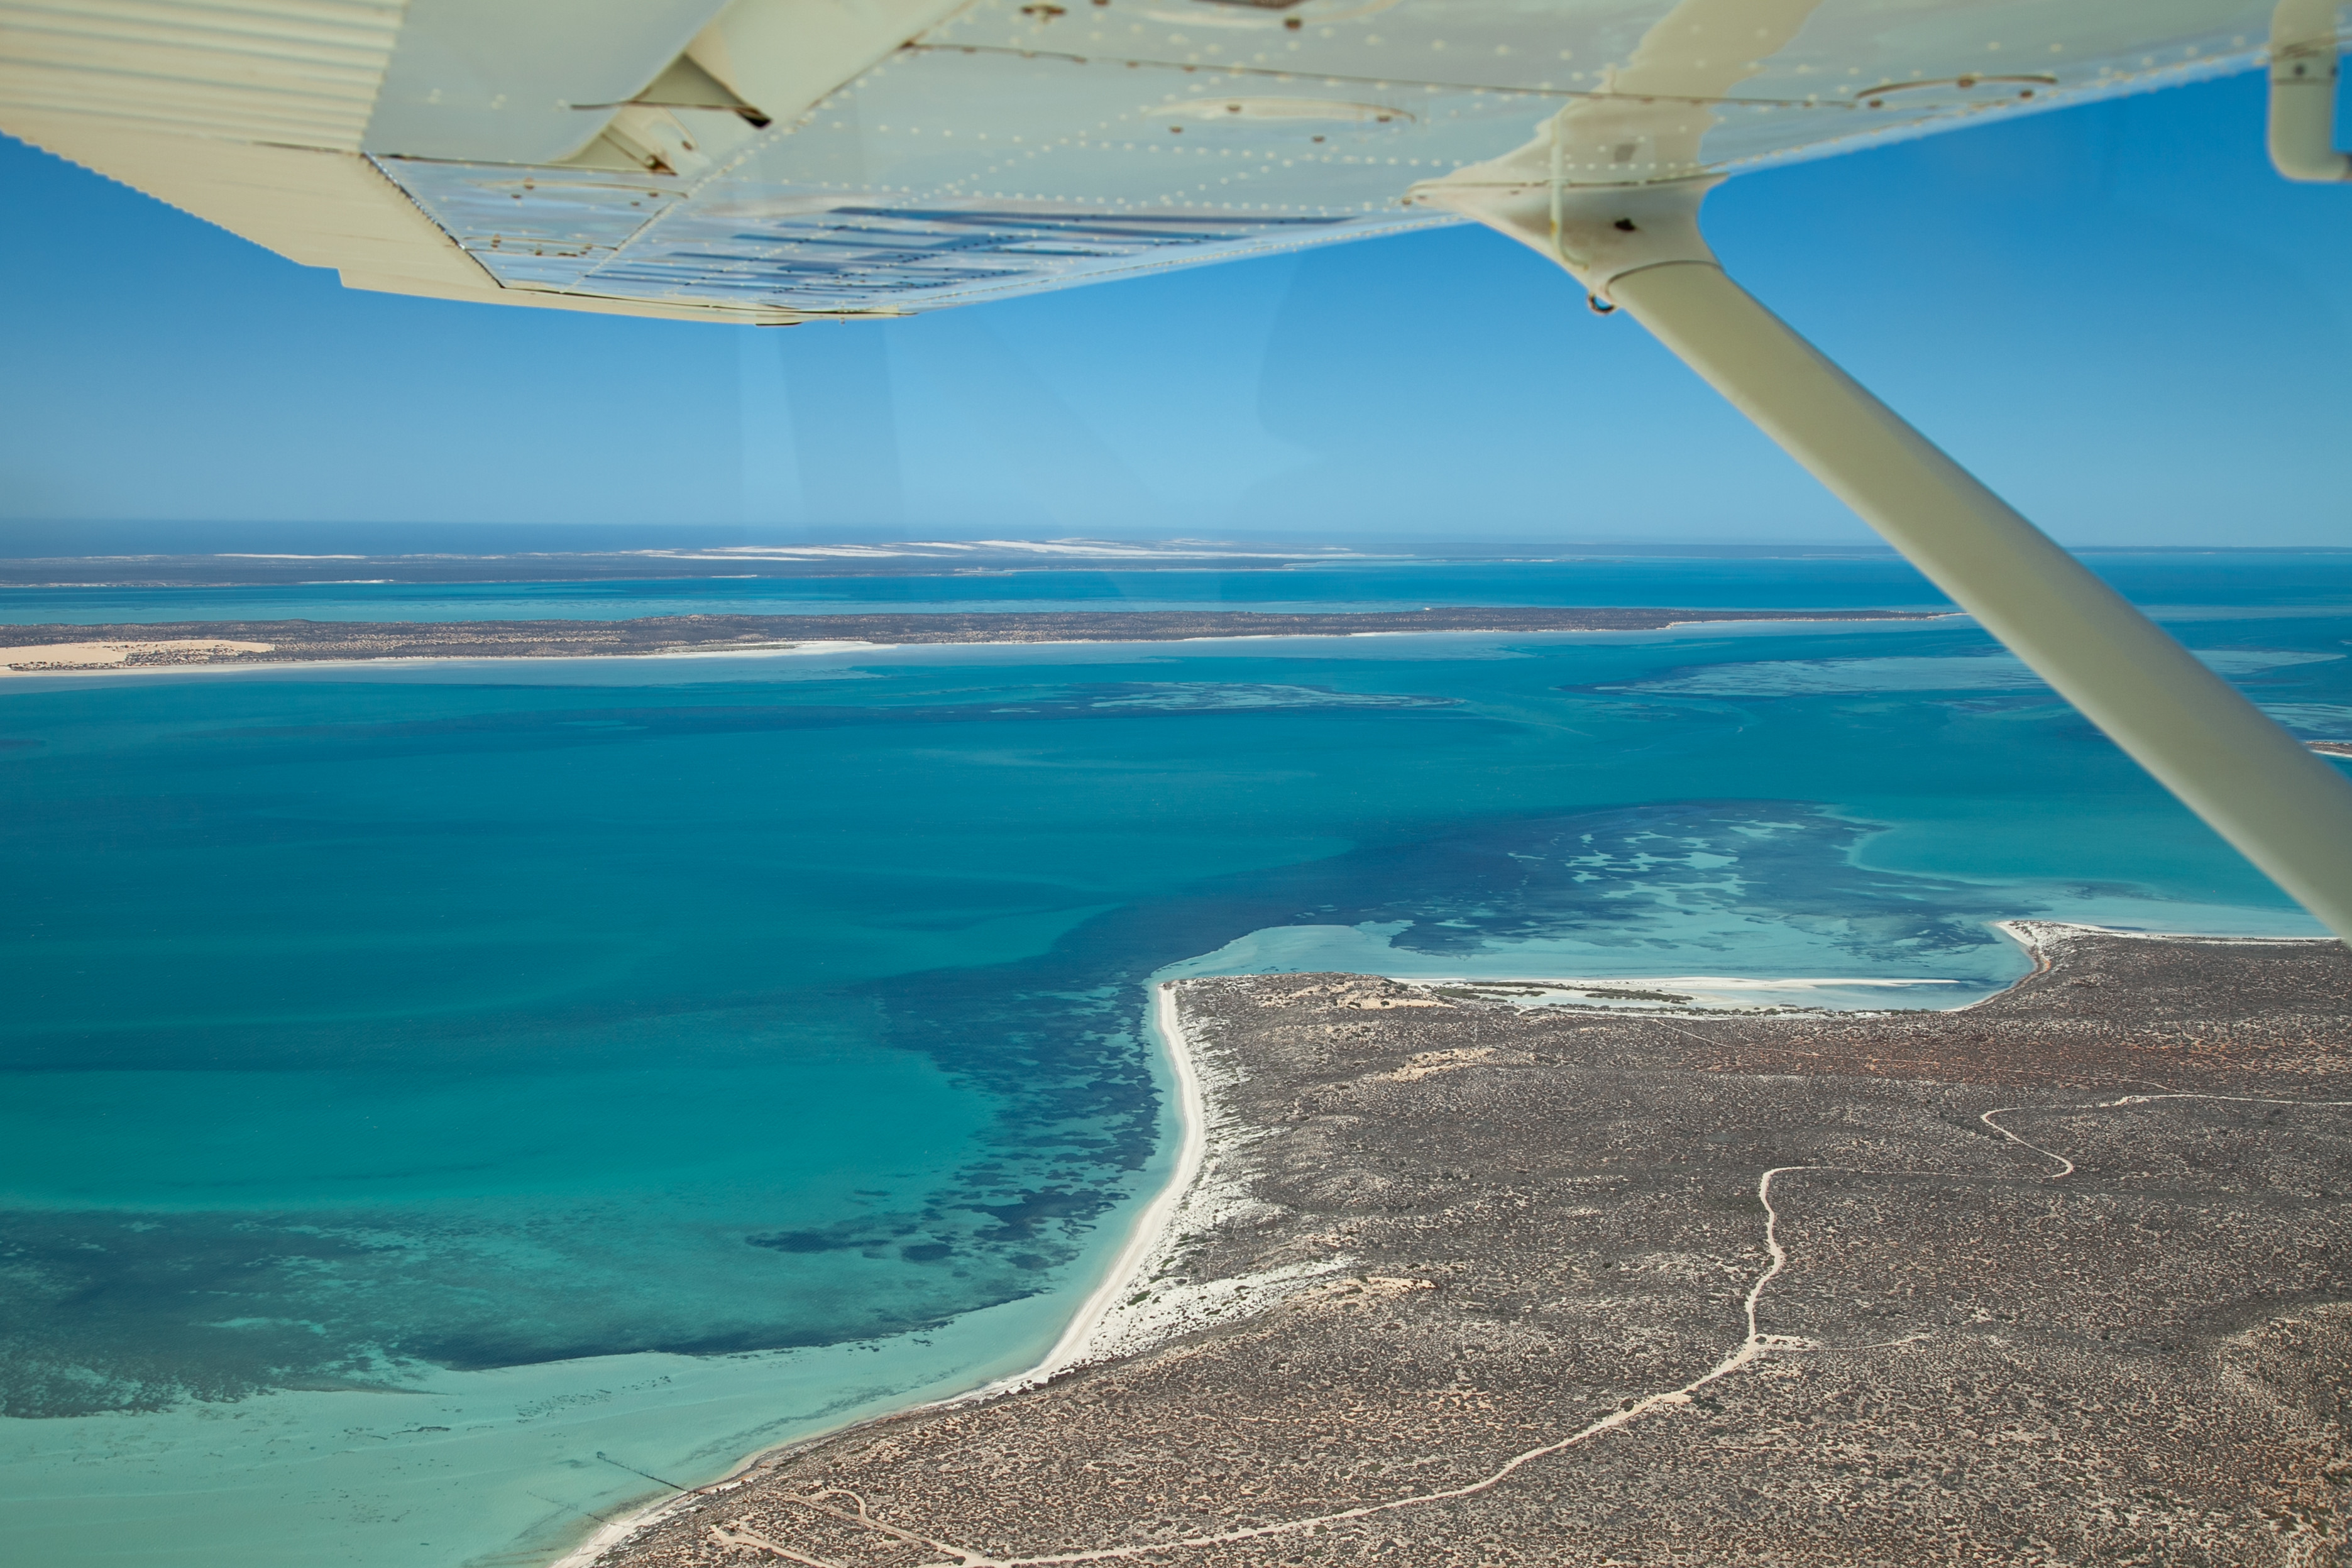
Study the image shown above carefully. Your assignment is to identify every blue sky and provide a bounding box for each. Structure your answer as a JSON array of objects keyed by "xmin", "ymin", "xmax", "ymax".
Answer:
[{"xmin": 1, "ymin": 69, "xmax": 2348, "ymax": 549}]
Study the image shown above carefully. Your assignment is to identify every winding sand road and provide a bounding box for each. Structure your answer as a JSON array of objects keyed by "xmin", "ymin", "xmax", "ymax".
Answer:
[
  {"xmin": 700, "ymin": 1087, "xmax": 2352, "ymax": 1568},
  {"xmin": 596, "ymin": 932, "xmax": 2352, "ymax": 1568}
]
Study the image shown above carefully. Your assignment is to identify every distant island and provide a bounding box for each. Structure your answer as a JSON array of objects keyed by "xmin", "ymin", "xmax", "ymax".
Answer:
[
  {"xmin": 0, "ymin": 606, "xmax": 1943, "ymax": 673},
  {"xmin": 574, "ymin": 924, "xmax": 2352, "ymax": 1568},
  {"xmin": 0, "ymin": 541, "xmax": 1918, "ymax": 589}
]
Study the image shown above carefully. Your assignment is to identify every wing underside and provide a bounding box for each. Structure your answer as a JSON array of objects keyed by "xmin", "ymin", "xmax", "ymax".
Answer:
[{"xmin": 0, "ymin": 0, "xmax": 2326, "ymax": 321}]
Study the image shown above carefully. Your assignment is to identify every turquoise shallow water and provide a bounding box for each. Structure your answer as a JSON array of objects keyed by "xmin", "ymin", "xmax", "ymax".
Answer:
[{"xmin": 3, "ymin": 556, "xmax": 2348, "ymax": 1568}]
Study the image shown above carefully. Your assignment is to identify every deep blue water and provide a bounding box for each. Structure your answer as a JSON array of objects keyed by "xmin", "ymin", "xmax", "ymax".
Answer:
[{"xmin": 2, "ymin": 556, "xmax": 2347, "ymax": 1568}]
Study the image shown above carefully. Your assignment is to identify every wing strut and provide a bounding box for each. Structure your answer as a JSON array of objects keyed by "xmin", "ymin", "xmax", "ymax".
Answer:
[
  {"xmin": 2272, "ymin": 0, "xmax": 2351, "ymax": 182},
  {"xmin": 1415, "ymin": 171, "xmax": 2352, "ymax": 942}
]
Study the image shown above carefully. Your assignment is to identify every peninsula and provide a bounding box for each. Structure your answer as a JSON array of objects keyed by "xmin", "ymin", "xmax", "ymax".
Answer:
[{"xmin": 582, "ymin": 926, "xmax": 2352, "ymax": 1567}]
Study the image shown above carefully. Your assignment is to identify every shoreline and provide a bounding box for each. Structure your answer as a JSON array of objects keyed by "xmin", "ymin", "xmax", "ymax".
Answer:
[
  {"xmin": 546, "ymin": 980, "xmax": 1218, "ymax": 1568},
  {"xmin": 1001, "ymin": 984, "xmax": 1209, "ymax": 1388}
]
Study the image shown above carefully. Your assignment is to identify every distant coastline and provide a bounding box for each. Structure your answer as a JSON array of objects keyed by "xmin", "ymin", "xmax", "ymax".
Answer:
[
  {"xmin": 0, "ymin": 540, "xmax": 1932, "ymax": 589},
  {"xmin": 0, "ymin": 606, "xmax": 1945, "ymax": 676},
  {"xmin": 0, "ymin": 541, "xmax": 2338, "ymax": 592}
]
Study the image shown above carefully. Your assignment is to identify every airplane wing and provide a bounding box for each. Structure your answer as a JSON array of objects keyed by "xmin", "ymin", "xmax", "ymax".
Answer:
[{"xmin": 0, "ymin": 1, "xmax": 2310, "ymax": 324}]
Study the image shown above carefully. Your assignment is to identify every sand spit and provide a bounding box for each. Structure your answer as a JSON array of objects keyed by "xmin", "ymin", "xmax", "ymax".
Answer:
[
  {"xmin": 0, "ymin": 637, "xmax": 274, "ymax": 675},
  {"xmin": 0, "ymin": 606, "xmax": 1939, "ymax": 674},
  {"xmin": 578, "ymin": 925, "xmax": 2352, "ymax": 1568}
]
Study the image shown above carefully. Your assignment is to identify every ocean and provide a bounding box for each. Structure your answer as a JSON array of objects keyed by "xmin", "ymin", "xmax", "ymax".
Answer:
[{"xmin": 2, "ymin": 552, "xmax": 2347, "ymax": 1568}]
